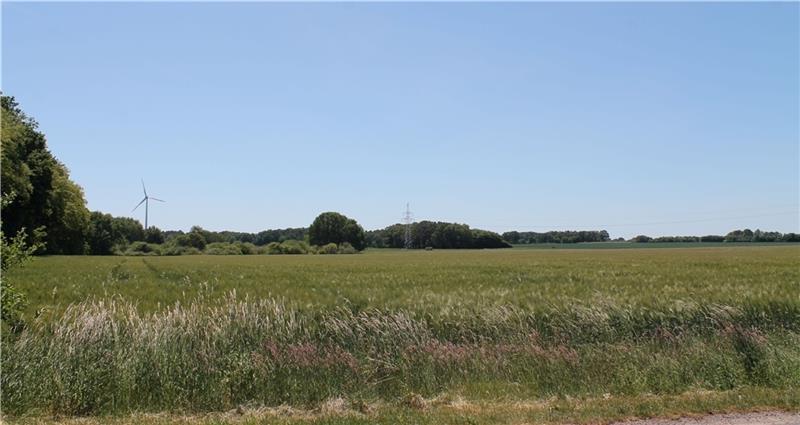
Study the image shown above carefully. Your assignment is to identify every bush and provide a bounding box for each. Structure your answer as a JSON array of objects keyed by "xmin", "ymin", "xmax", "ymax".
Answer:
[
  {"xmin": 236, "ymin": 242, "xmax": 257, "ymax": 255},
  {"xmin": 337, "ymin": 242, "xmax": 358, "ymax": 254},
  {"xmin": 318, "ymin": 243, "xmax": 339, "ymax": 255},
  {"xmin": 205, "ymin": 242, "xmax": 244, "ymax": 255},
  {"xmin": 161, "ymin": 245, "xmax": 200, "ymax": 256},
  {"xmin": 264, "ymin": 240, "xmax": 312, "ymax": 255},
  {"xmin": 264, "ymin": 242, "xmax": 282, "ymax": 255},
  {"xmin": 1, "ymin": 225, "xmax": 43, "ymax": 333},
  {"xmin": 279, "ymin": 240, "xmax": 311, "ymax": 255},
  {"xmin": 124, "ymin": 241, "xmax": 161, "ymax": 256}
]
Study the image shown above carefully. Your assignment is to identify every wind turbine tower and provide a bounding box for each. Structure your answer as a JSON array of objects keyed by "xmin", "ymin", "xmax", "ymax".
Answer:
[{"xmin": 132, "ymin": 180, "xmax": 165, "ymax": 229}]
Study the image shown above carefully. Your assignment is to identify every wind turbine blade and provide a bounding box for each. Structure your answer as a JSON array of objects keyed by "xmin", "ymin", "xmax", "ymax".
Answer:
[
  {"xmin": 141, "ymin": 179, "xmax": 147, "ymax": 197},
  {"xmin": 132, "ymin": 197, "xmax": 147, "ymax": 212},
  {"xmin": 149, "ymin": 197, "xmax": 165, "ymax": 202}
]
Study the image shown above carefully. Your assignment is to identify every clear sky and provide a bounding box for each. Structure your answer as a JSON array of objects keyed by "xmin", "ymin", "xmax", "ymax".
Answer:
[{"xmin": 2, "ymin": 2, "xmax": 798, "ymax": 238}]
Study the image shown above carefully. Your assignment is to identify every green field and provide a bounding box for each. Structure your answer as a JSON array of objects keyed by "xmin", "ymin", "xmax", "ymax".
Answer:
[
  {"xmin": 3, "ymin": 246, "xmax": 800, "ymax": 423},
  {"xmin": 9, "ymin": 245, "xmax": 800, "ymax": 315}
]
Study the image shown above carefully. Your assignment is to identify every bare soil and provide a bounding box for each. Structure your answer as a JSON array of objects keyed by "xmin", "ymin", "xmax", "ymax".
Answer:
[{"xmin": 614, "ymin": 412, "xmax": 800, "ymax": 425}]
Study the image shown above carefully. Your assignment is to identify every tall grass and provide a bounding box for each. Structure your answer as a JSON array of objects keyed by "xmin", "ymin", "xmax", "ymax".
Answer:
[{"xmin": 3, "ymin": 293, "xmax": 799, "ymax": 417}]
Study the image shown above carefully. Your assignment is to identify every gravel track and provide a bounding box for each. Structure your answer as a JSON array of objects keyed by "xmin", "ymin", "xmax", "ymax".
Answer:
[{"xmin": 613, "ymin": 412, "xmax": 800, "ymax": 425}]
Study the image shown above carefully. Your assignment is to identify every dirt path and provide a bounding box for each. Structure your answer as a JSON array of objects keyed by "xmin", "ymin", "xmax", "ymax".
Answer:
[{"xmin": 614, "ymin": 412, "xmax": 800, "ymax": 425}]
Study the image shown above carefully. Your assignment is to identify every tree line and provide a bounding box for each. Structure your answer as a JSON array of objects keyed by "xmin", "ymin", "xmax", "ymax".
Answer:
[
  {"xmin": 629, "ymin": 229, "xmax": 800, "ymax": 243},
  {"xmin": 502, "ymin": 230, "xmax": 610, "ymax": 244},
  {"xmin": 366, "ymin": 221, "xmax": 511, "ymax": 249},
  {"xmin": 2, "ymin": 95, "xmax": 798, "ymax": 256},
  {"xmin": 504, "ymin": 229, "xmax": 799, "ymax": 244}
]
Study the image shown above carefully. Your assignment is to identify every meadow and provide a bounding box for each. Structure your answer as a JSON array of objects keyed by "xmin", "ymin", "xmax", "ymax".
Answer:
[{"xmin": 3, "ymin": 246, "xmax": 799, "ymax": 424}]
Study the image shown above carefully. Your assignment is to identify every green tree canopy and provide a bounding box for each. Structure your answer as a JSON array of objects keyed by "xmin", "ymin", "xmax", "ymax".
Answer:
[
  {"xmin": 308, "ymin": 212, "xmax": 366, "ymax": 251},
  {"xmin": 1, "ymin": 95, "xmax": 90, "ymax": 254}
]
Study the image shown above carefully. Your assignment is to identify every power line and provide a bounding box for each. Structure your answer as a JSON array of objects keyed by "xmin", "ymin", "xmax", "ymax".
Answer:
[{"xmin": 402, "ymin": 203, "xmax": 414, "ymax": 249}]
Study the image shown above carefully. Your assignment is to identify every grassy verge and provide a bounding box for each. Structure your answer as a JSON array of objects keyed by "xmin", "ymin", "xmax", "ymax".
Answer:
[
  {"xmin": 3, "ymin": 294, "xmax": 798, "ymax": 418},
  {"xmin": 6, "ymin": 387, "xmax": 798, "ymax": 424}
]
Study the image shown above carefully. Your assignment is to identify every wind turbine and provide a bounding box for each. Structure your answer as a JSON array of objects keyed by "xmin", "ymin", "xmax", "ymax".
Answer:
[{"xmin": 132, "ymin": 180, "xmax": 164, "ymax": 229}]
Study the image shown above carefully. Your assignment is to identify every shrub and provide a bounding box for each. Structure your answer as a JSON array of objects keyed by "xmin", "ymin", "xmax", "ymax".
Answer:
[
  {"xmin": 205, "ymin": 242, "xmax": 243, "ymax": 255},
  {"xmin": 263, "ymin": 240, "xmax": 312, "ymax": 255},
  {"xmin": 278, "ymin": 240, "xmax": 311, "ymax": 255},
  {"xmin": 236, "ymin": 242, "xmax": 257, "ymax": 255},
  {"xmin": 124, "ymin": 241, "xmax": 161, "ymax": 256},
  {"xmin": 318, "ymin": 243, "xmax": 339, "ymax": 255},
  {"xmin": 264, "ymin": 242, "xmax": 282, "ymax": 255},
  {"xmin": 161, "ymin": 245, "xmax": 200, "ymax": 256},
  {"xmin": 337, "ymin": 242, "xmax": 358, "ymax": 254}
]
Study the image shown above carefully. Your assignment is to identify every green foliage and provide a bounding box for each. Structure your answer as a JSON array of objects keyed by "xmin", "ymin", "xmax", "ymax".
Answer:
[
  {"xmin": 253, "ymin": 227, "xmax": 308, "ymax": 245},
  {"xmin": 203, "ymin": 241, "xmax": 257, "ymax": 255},
  {"xmin": 144, "ymin": 227, "xmax": 164, "ymax": 244},
  {"xmin": 87, "ymin": 212, "xmax": 115, "ymax": 255},
  {"xmin": 124, "ymin": 241, "xmax": 161, "ymax": 256},
  {"xmin": 0, "ymin": 228, "xmax": 41, "ymax": 332},
  {"xmin": 87, "ymin": 212, "xmax": 148, "ymax": 255},
  {"xmin": 309, "ymin": 212, "xmax": 366, "ymax": 251},
  {"xmin": 111, "ymin": 216, "xmax": 145, "ymax": 244},
  {"xmin": 502, "ymin": 230, "xmax": 610, "ymax": 244},
  {"xmin": 160, "ymin": 245, "xmax": 200, "ymax": 256},
  {"xmin": 1, "ymin": 95, "xmax": 90, "ymax": 254},
  {"xmin": 170, "ymin": 229, "xmax": 207, "ymax": 250},
  {"xmin": 269, "ymin": 239, "xmax": 312, "ymax": 255},
  {"xmin": 317, "ymin": 242, "xmax": 339, "ymax": 254},
  {"xmin": 1, "ymin": 194, "xmax": 45, "ymax": 332},
  {"xmin": 369, "ymin": 221, "xmax": 510, "ymax": 249},
  {"xmin": 724, "ymin": 228, "xmax": 800, "ymax": 243},
  {"xmin": 337, "ymin": 241, "xmax": 357, "ymax": 254}
]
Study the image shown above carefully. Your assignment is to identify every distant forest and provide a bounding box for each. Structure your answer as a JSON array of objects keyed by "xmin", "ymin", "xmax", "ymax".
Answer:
[{"xmin": 502, "ymin": 229, "xmax": 800, "ymax": 244}]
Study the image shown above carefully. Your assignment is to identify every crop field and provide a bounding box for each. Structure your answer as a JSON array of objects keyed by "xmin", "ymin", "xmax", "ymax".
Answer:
[{"xmin": 3, "ymin": 246, "xmax": 800, "ymax": 424}]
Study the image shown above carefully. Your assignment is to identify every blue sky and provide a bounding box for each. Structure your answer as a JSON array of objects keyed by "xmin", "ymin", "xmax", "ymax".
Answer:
[{"xmin": 3, "ymin": 2, "xmax": 798, "ymax": 238}]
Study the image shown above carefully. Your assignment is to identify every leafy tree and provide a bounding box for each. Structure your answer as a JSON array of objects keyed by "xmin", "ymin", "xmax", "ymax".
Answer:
[
  {"xmin": 185, "ymin": 228, "xmax": 207, "ymax": 250},
  {"xmin": 782, "ymin": 233, "xmax": 800, "ymax": 242},
  {"xmin": 308, "ymin": 212, "xmax": 366, "ymax": 251},
  {"xmin": 503, "ymin": 231, "xmax": 521, "ymax": 244},
  {"xmin": 111, "ymin": 216, "xmax": 145, "ymax": 244},
  {"xmin": 87, "ymin": 211, "xmax": 116, "ymax": 255},
  {"xmin": 725, "ymin": 229, "xmax": 755, "ymax": 242},
  {"xmin": 253, "ymin": 228, "xmax": 308, "ymax": 245},
  {"xmin": 1, "ymin": 194, "xmax": 45, "ymax": 332},
  {"xmin": 1, "ymin": 95, "xmax": 90, "ymax": 254},
  {"xmin": 144, "ymin": 227, "xmax": 165, "ymax": 244}
]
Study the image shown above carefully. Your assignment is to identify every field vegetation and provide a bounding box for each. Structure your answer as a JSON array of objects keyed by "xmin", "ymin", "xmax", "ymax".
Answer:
[{"xmin": 2, "ymin": 246, "xmax": 799, "ymax": 423}]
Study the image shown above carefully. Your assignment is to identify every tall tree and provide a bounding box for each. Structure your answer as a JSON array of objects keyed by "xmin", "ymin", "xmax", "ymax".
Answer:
[
  {"xmin": 1, "ymin": 95, "xmax": 90, "ymax": 254},
  {"xmin": 308, "ymin": 212, "xmax": 366, "ymax": 251}
]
